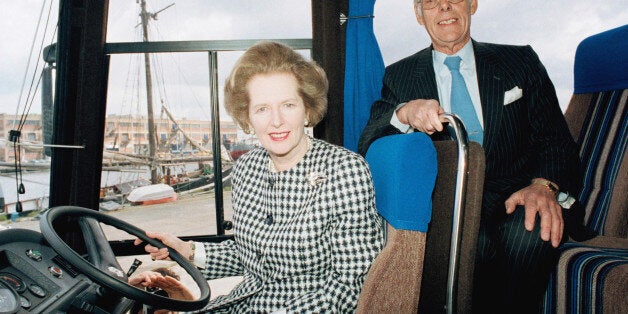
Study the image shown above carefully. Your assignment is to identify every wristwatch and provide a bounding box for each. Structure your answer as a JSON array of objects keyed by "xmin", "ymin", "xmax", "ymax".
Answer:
[
  {"xmin": 188, "ymin": 241, "xmax": 195, "ymax": 262},
  {"xmin": 531, "ymin": 178, "xmax": 559, "ymax": 196}
]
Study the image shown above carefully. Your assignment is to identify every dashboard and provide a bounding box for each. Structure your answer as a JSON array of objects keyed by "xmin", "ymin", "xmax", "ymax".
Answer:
[
  {"xmin": 0, "ymin": 228, "xmax": 107, "ymax": 313},
  {"xmin": 0, "ymin": 207, "xmax": 210, "ymax": 313}
]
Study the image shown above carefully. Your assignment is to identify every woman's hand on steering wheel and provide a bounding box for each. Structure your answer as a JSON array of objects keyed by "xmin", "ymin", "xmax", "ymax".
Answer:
[{"xmin": 134, "ymin": 231, "xmax": 192, "ymax": 262}]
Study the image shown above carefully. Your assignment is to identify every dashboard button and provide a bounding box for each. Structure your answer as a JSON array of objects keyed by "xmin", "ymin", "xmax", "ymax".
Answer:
[
  {"xmin": 20, "ymin": 295, "xmax": 31, "ymax": 309},
  {"xmin": 49, "ymin": 266, "xmax": 63, "ymax": 278},
  {"xmin": 28, "ymin": 284, "xmax": 46, "ymax": 298},
  {"xmin": 25, "ymin": 249, "xmax": 43, "ymax": 262}
]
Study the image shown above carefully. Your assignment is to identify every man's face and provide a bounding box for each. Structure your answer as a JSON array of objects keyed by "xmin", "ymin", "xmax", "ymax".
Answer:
[{"xmin": 415, "ymin": 0, "xmax": 478, "ymax": 54}]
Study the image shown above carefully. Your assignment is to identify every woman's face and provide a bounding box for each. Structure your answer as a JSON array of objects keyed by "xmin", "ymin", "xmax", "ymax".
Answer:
[{"xmin": 247, "ymin": 72, "xmax": 309, "ymax": 170}]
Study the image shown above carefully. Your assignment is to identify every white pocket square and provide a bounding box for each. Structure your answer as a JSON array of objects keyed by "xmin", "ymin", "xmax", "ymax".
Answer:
[{"xmin": 503, "ymin": 86, "xmax": 523, "ymax": 105}]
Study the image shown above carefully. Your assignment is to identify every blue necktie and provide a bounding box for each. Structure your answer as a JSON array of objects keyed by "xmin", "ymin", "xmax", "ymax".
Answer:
[{"xmin": 444, "ymin": 56, "xmax": 483, "ymax": 145}]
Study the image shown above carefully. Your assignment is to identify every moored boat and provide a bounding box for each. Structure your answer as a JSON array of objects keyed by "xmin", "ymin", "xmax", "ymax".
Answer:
[{"xmin": 126, "ymin": 183, "xmax": 177, "ymax": 205}]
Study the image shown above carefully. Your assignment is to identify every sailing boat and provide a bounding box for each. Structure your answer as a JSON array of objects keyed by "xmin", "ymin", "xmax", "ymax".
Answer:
[{"xmin": 98, "ymin": 0, "xmax": 236, "ymax": 206}]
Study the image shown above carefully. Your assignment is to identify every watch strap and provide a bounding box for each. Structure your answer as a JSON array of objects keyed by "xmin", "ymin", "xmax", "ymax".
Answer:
[
  {"xmin": 531, "ymin": 178, "xmax": 559, "ymax": 196},
  {"xmin": 188, "ymin": 241, "xmax": 195, "ymax": 262}
]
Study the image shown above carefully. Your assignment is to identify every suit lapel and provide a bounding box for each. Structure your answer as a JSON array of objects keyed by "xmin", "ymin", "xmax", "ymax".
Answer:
[
  {"xmin": 414, "ymin": 47, "xmax": 440, "ymax": 101},
  {"xmin": 473, "ymin": 41, "xmax": 504, "ymax": 156}
]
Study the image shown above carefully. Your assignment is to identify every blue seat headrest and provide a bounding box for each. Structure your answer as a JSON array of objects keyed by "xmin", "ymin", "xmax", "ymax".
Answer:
[
  {"xmin": 365, "ymin": 133, "xmax": 437, "ymax": 232},
  {"xmin": 574, "ymin": 24, "xmax": 628, "ymax": 93}
]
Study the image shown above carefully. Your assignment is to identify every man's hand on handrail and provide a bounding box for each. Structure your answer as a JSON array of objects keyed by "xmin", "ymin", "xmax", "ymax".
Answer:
[{"xmin": 396, "ymin": 99, "xmax": 446, "ymax": 134}]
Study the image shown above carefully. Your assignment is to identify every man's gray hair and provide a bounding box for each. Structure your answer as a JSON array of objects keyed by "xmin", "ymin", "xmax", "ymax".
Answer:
[
  {"xmin": 414, "ymin": 0, "xmax": 473, "ymax": 3},
  {"xmin": 414, "ymin": 0, "xmax": 474, "ymax": 16}
]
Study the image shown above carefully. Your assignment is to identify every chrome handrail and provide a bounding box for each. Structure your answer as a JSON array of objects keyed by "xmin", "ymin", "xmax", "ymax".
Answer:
[{"xmin": 439, "ymin": 113, "xmax": 469, "ymax": 314}]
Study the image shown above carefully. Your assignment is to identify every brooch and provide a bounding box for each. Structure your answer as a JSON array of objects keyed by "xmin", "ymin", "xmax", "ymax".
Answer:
[{"xmin": 307, "ymin": 172, "xmax": 327, "ymax": 187}]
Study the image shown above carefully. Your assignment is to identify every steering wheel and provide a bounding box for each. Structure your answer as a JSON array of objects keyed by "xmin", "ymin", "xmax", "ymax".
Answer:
[{"xmin": 40, "ymin": 206, "xmax": 211, "ymax": 312}]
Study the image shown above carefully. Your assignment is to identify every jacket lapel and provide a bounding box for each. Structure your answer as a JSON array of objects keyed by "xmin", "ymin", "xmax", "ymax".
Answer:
[
  {"xmin": 413, "ymin": 47, "xmax": 440, "ymax": 101},
  {"xmin": 473, "ymin": 41, "xmax": 504, "ymax": 156}
]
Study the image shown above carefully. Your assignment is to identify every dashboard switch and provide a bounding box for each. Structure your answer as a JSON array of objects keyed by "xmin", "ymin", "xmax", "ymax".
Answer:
[
  {"xmin": 28, "ymin": 284, "xmax": 46, "ymax": 298},
  {"xmin": 49, "ymin": 266, "xmax": 63, "ymax": 278},
  {"xmin": 25, "ymin": 249, "xmax": 43, "ymax": 262},
  {"xmin": 20, "ymin": 295, "xmax": 32, "ymax": 309}
]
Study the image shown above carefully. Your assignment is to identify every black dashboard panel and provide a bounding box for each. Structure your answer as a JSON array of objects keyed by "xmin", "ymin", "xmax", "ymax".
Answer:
[{"xmin": 0, "ymin": 228, "xmax": 94, "ymax": 313}]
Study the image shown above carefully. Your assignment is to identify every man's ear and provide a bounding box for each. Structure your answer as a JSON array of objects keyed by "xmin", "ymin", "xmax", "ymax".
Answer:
[
  {"xmin": 470, "ymin": 0, "xmax": 478, "ymax": 15},
  {"xmin": 414, "ymin": 3, "xmax": 425, "ymax": 25}
]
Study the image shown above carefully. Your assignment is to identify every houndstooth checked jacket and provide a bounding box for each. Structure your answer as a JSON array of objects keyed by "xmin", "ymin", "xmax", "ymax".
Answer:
[{"xmin": 195, "ymin": 137, "xmax": 385, "ymax": 313}]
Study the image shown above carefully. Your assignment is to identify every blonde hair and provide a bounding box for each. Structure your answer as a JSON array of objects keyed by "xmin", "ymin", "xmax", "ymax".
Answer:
[{"xmin": 224, "ymin": 41, "xmax": 328, "ymax": 134}]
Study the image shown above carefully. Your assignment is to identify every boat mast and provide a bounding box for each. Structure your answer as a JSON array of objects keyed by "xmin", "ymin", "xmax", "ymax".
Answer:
[{"xmin": 139, "ymin": 0, "xmax": 173, "ymax": 183}]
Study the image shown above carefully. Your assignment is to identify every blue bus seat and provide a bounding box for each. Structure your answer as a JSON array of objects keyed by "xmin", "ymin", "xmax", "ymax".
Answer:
[
  {"xmin": 357, "ymin": 132, "xmax": 437, "ymax": 313},
  {"xmin": 366, "ymin": 132, "xmax": 437, "ymax": 232}
]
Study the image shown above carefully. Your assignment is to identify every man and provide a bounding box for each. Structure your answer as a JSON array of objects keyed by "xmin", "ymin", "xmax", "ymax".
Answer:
[{"xmin": 358, "ymin": 0, "xmax": 583, "ymax": 312}]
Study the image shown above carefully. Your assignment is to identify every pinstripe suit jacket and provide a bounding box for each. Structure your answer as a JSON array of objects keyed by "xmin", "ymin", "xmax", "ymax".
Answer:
[
  {"xmin": 358, "ymin": 40, "xmax": 581, "ymax": 218},
  {"xmin": 195, "ymin": 138, "xmax": 385, "ymax": 313}
]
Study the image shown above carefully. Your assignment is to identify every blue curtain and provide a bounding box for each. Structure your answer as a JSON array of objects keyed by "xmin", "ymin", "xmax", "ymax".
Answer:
[{"xmin": 343, "ymin": 0, "xmax": 385, "ymax": 152}]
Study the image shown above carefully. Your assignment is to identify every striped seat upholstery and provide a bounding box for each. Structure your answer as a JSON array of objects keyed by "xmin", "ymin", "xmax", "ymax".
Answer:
[
  {"xmin": 577, "ymin": 90, "xmax": 627, "ymax": 235},
  {"xmin": 543, "ymin": 25, "xmax": 628, "ymax": 314},
  {"xmin": 545, "ymin": 239, "xmax": 628, "ymax": 313}
]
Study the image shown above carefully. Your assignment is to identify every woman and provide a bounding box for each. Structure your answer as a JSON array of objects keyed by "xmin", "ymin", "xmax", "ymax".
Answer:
[{"xmin": 137, "ymin": 41, "xmax": 384, "ymax": 313}]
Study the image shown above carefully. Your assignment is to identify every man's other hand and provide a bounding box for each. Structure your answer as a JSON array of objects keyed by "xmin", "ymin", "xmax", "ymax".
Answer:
[{"xmin": 505, "ymin": 184, "xmax": 564, "ymax": 247}]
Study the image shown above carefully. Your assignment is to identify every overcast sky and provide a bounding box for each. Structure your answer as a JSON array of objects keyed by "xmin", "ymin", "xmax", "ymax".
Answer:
[{"xmin": 1, "ymin": 0, "xmax": 626, "ymax": 120}]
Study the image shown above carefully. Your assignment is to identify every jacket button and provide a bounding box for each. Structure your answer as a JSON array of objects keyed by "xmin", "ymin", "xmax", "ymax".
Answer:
[{"xmin": 265, "ymin": 214, "xmax": 273, "ymax": 225}]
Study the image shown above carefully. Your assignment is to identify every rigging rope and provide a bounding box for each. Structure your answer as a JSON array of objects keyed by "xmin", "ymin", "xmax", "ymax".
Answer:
[
  {"xmin": 13, "ymin": 0, "xmax": 48, "ymax": 130},
  {"xmin": 10, "ymin": 0, "xmax": 56, "ymax": 212},
  {"xmin": 18, "ymin": 2, "xmax": 56, "ymax": 131}
]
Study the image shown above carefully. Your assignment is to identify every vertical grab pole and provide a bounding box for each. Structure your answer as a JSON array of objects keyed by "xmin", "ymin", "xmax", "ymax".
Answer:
[{"xmin": 439, "ymin": 113, "xmax": 469, "ymax": 314}]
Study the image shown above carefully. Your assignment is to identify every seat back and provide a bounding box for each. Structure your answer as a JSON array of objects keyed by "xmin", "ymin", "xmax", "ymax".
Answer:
[
  {"xmin": 542, "ymin": 25, "xmax": 628, "ymax": 314},
  {"xmin": 564, "ymin": 24, "xmax": 628, "ymax": 238},
  {"xmin": 357, "ymin": 132, "xmax": 437, "ymax": 314},
  {"xmin": 418, "ymin": 140, "xmax": 485, "ymax": 313}
]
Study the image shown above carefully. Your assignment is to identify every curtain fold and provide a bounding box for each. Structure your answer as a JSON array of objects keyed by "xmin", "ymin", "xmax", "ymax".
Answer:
[{"xmin": 343, "ymin": 0, "xmax": 385, "ymax": 152}]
